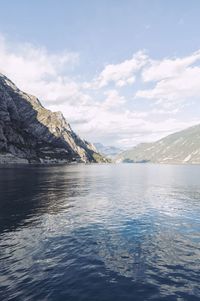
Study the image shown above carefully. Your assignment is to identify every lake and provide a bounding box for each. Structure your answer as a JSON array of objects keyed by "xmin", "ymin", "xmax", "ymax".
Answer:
[{"xmin": 0, "ymin": 164, "xmax": 200, "ymax": 301}]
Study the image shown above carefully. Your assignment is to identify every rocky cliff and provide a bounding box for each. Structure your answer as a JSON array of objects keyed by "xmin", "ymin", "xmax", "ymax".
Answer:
[
  {"xmin": 116, "ymin": 124, "xmax": 200, "ymax": 164},
  {"xmin": 0, "ymin": 73, "xmax": 106, "ymax": 164}
]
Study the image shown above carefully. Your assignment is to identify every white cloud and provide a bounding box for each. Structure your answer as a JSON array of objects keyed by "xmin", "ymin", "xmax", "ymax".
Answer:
[
  {"xmin": 0, "ymin": 34, "xmax": 81, "ymax": 104},
  {"xmin": 94, "ymin": 50, "xmax": 148, "ymax": 88},
  {"xmin": 142, "ymin": 50, "xmax": 200, "ymax": 82},
  {"xmin": 102, "ymin": 90, "xmax": 126, "ymax": 109},
  {"xmin": 0, "ymin": 37, "xmax": 79, "ymax": 81},
  {"xmin": 0, "ymin": 33, "xmax": 199, "ymax": 148},
  {"xmin": 137, "ymin": 65, "xmax": 200, "ymax": 104},
  {"xmin": 136, "ymin": 50, "xmax": 200, "ymax": 114}
]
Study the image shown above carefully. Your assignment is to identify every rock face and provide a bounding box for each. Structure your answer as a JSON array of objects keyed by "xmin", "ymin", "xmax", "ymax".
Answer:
[
  {"xmin": 116, "ymin": 124, "xmax": 200, "ymax": 164},
  {"xmin": 0, "ymin": 73, "xmax": 106, "ymax": 164}
]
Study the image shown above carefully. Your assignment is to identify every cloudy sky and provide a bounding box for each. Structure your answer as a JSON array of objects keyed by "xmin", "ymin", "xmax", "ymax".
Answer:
[{"xmin": 0, "ymin": 0, "xmax": 200, "ymax": 148}]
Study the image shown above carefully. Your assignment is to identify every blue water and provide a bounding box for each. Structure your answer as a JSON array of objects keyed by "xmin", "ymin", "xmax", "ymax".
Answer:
[{"xmin": 0, "ymin": 164, "xmax": 200, "ymax": 301}]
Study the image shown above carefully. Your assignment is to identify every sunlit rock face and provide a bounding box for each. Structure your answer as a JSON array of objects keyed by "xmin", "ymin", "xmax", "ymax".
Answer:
[
  {"xmin": 116, "ymin": 124, "xmax": 200, "ymax": 164},
  {"xmin": 0, "ymin": 73, "xmax": 105, "ymax": 164}
]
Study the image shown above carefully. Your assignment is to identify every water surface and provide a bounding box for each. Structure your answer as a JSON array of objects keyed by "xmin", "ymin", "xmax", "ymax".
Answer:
[{"xmin": 0, "ymin": 164, "xmax": 200, "ymax": 301}]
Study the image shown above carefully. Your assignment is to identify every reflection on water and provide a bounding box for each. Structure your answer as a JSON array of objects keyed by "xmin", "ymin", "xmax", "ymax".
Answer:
[{"xmin": 0, "ymin": 164, "xmax": 200, "ymax": 301}]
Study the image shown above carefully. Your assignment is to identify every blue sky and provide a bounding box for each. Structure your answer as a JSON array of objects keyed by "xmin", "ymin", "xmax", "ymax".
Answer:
[{"xmin": 0, "ymin": 0, "xmax": 200, "ymax": 147}]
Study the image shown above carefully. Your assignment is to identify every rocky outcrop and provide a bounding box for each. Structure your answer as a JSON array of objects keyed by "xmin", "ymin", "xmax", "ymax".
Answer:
[
  {"xmin": 0, "ymin": 73, "xmax": 106, "ymax": 164},
  {"xmin": 116, "ymin": 124, "xmax": 200, "ymax": 164}
]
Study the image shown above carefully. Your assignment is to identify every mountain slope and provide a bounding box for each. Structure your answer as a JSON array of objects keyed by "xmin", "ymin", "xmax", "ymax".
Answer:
[
  {"xmin": 116, "ymin": 124, "xmax": 200, "ymax": 164},
  {"xmin": 0, "ymin": 73, "xmax": 106, "ymax": 164}
]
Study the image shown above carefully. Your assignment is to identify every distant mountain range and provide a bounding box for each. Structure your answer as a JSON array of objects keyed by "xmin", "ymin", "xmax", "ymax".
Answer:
[
  {"xmin": 0, "ymin": 73, "xmax": 106, "ymax": 164},
  {"xmin": 94, "ymin": 143, "xmax": 123, "ymax": 158},
  {"xmin": 116, "ymin": 124, "xmax": 200, "ymax": 164}
]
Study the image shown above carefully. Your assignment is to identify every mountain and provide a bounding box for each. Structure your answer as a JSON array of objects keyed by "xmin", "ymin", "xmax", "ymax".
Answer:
[
  {"xmin": 0, "ymin": 73, "xmax": 107, "ymax": 164},
  {"xmin": 94, "ymin": 142, "xmax": 123, "ymax": 158},
  {"xmin": 116, "ymin": 124, "xmax": 200, "ymax": 164}
]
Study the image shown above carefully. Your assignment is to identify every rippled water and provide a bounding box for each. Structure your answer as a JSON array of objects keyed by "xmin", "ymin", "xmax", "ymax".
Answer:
[{"xmin": 0, "ymin": 164, "xmax": 200, "ymax": 301}]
